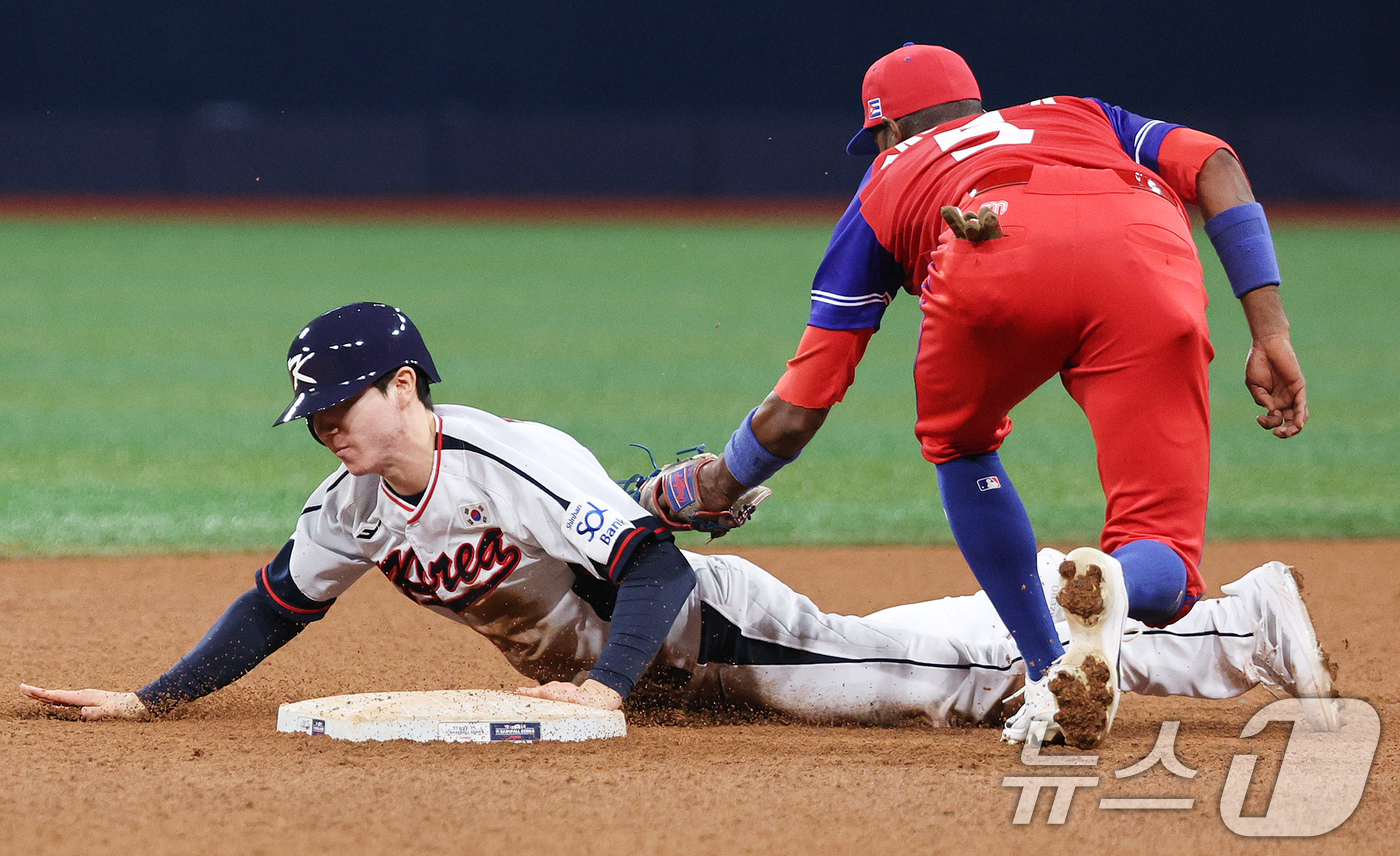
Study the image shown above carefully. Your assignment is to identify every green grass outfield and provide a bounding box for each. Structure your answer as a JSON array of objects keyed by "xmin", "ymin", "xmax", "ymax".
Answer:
[{"xmin": 2, "ymin": 215, "xmax": 1397, "ymax": 556}]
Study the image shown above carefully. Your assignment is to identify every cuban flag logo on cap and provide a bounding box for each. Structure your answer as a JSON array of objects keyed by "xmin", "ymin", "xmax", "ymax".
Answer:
[{"xmin": 868, "ymin": 98, "xmax": 883, "ymax": 120}]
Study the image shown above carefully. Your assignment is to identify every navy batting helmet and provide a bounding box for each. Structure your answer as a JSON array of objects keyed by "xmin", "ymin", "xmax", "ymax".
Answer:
[{"xmin": 274, "ymin": 302, "xmax": 441, "ymax": 428}]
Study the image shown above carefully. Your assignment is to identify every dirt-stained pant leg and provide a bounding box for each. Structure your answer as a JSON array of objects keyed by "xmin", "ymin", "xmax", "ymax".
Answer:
[
  {"xmin": 873, "ymin": 594, "xmax": 1262, "ymax": 699},
  {"xmin": 654, "ymin": 550, "xmax": 1277, "ymax": 721},
  {"xmin": 1116, "ymin": 598, "xmax": 1260, "ymax": 698},
  {"xmin": 666, "ymin": 554, "xmax": 1022, "ymax": 726},
  {"xmin": 870, "ymin": 550, "xmax": 1268, "ymax": 701}
]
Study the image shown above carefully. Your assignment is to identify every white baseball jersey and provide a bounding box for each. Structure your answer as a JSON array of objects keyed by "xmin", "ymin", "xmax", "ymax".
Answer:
[
  {"xmin": 259, "ymin": 405, "xmax": 681, "ymax": 684},
  {"xmin": 258, "ymin": 406, "xmax": 1284, "ymax": 726}
]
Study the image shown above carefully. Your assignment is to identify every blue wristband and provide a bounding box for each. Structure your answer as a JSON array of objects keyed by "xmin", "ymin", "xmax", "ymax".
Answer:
[
  {"xmin": 724, "ymin": 409, "xmax": 799, "ymax": 488},
  {"xmin": 1204, "ymin": 202, "xmax": 1281, "ymax": 299}
]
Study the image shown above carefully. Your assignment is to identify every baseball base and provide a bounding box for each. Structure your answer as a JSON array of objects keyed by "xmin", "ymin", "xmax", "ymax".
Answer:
[{"xmin": 276, "ymin": 689, "xmax": 627, "ymax": 744}]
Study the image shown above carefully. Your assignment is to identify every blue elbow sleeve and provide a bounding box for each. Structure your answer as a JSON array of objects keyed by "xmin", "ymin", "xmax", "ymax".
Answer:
[{"xmin": 1204, "ymin": 202, "xmax": 1281, "ymax": 298}]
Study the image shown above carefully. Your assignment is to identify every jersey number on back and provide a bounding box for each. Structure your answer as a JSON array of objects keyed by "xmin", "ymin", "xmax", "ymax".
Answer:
[{"xmin": 932, "ymin": 110, "xmax": 1034, "ymax": 162}]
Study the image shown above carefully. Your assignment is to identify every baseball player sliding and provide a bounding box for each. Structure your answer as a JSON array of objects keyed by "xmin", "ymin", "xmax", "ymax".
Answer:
[
  {"xmin": 21, "ymin": 304, "xmax": 1335, "ymax": 729},
  {"xmin": 642, "ymin": 44, "xmax": 1310, "ymax": 748}
]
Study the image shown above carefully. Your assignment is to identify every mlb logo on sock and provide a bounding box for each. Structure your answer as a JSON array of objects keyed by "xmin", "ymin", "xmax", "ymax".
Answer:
[{"xmin": 977, "ymin": 476, "xmax": 1002, "ymax": 492}]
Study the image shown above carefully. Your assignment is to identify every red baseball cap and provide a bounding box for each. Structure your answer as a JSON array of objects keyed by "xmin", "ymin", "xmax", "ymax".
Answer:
[{"xmin": 846, "ymin": 43, "xmax": 981, "ymax": 156}]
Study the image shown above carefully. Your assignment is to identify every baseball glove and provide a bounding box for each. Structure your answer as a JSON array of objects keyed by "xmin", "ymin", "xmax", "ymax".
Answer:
[
  {"xmin": 629, "ymin": 452, "xmax": 772, "ymax": 537},
  {"xmin": 941, "ymin": 204, "xmax": 1003, "ymax": 241}
]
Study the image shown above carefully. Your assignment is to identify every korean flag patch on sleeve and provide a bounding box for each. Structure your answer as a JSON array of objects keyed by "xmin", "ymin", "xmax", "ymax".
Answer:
[{"xmin": 561, "ymin": 498, "xmax": 634, "ymax": 566}]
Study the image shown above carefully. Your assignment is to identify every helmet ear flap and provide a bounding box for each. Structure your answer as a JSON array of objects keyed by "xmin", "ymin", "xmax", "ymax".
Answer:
[{"xmin": 306, "ymin": 416, "xmax": 326, "ymax": 446}]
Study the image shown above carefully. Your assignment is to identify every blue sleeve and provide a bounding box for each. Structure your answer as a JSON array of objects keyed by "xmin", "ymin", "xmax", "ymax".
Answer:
[
  {"xmin": 587, "ymin": 532, "xmax": 696, "ymax": 700},
  {"xmin": 135, "ymin": 587, "xmax": 308, "ymax": 714},
  {"xmin": 1088, "ymin": 98, "xmax": 1183, "ymax": 176},
  {"xmin": 807, "ymin": 175, "xmax": 905, "ymax": 332}
]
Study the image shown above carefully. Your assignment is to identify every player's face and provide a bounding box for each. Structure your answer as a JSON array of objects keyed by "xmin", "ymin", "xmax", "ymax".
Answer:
[{"xmin": 311, "ymin": 385, "xmax": 410, "ymax": 476}]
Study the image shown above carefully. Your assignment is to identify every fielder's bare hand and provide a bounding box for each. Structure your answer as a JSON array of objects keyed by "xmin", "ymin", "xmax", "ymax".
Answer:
[
  {"xmin": 1246, "ymin": 333, "xmax": 1308, "ymax": 437},
  {"xmin": 20, "ymin": 683, "xmax": 149, "ymax": 720},
  {"xmin": 516, "ymin": 679, "xmax": 623, "ymax": 711},
  {"xmin": 1239, "ymin": 285, "xmax": 1307, "ymax": 438}
]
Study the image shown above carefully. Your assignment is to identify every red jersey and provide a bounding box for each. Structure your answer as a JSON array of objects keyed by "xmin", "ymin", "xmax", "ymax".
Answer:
[
  {"xmin": 775, "ymin": 96, "xmax": 1233, "ymax": 409},
  {"xmin": 804, "ymin": 96, "xmax": 1230, "ymax": 331},
  {"xmin": 863, "ymin": 96, "xmax": 1189, "ymax": 293}
]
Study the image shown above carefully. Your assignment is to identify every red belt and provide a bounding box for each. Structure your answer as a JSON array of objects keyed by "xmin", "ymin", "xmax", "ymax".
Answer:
[{"xmin": 967, "ymin": 165, "xmax": 1169, "ymax": 199}]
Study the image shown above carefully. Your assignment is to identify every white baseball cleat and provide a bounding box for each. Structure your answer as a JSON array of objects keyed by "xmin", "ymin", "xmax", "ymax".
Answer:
[
  {"xmin": 1222, "ymin": 561, "xmax": 1339, "ymax": 730},
  {"xmin": 1000, "ymin": 672, "xmax": 1063, "ymax": 745},
  {"xmin": 1037, "ymin": 548, "xmax": 1068, "ymax": 624},
  {"xmin": 1044, "ymin": 547, "xmax": 1129, "ymax": 749}
]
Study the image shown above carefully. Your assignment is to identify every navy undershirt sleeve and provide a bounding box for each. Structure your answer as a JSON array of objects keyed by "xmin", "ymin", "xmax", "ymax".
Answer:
[
  {"xmin": 588, "ymin": 533, "xmax": 696, "ymax": 700},
  {"xmin": 135, "ymin": 587, "xmax": 309, "ymax": 715}
]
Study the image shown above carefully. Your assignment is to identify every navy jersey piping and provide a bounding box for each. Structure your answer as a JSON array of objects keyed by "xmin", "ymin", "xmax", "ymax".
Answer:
[
  {"xmin": 299, "ymin": 470, "xmax": 351, "ymax": 516},
  {"xmin": 1137, "ymin": 629, "xmax": 1253, "ymax": 639},
  {"xmin": 698, "ymin": 604, "xmax": 1015, "ymax": 671},
  {"xmin": 440, "ymin": 433, "xmax": 569, "ymax": 509}
]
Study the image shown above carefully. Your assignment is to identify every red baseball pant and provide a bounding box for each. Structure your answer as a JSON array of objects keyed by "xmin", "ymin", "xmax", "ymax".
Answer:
[{"xmin": 914, "ymin": 165, "xmax": 1212, "ymax": 605}]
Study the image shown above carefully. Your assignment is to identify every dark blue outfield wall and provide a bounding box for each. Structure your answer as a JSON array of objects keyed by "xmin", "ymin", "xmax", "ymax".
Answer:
[{"xmin": 1, "ymin": 106, "xmax": 1396, "ymax": 202}]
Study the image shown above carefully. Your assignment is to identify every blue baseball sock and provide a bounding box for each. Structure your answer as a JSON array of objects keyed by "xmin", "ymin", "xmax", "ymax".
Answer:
[
  {"xmin": 936, "ymin": 453, "xmax": 1063, "ymax": 681},
  {"xmin": 1112, "ymin": 539, "xmax": 1187, "ymax": 625}
]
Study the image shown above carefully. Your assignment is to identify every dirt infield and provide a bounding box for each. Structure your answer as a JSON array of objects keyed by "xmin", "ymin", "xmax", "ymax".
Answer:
[{"xmin": 2, "ymin": 540, "xmax": 1395, "ymax": 854}]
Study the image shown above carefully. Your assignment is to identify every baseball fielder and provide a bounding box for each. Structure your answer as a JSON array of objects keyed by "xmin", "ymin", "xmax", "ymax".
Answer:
[
  {"xmin": 642, "ymin": 44, "xmax": 1308, "ymax": 747},
  {"xmin": 21, "ymin": 303, "xmax": 1334, "ymax": 729}
]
